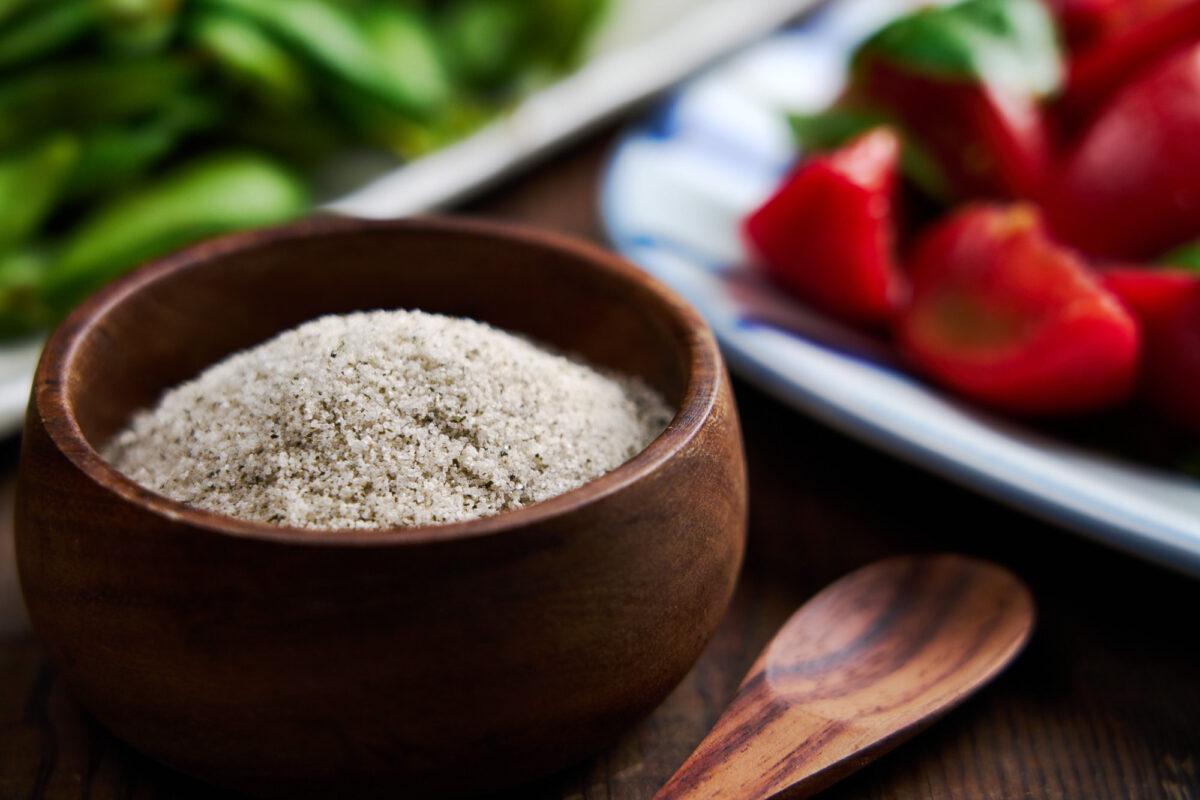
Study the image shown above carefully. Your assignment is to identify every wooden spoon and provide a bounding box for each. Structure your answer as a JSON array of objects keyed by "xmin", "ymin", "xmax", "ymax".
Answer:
[{"xmin": 654, "ymin": 554, "xmax": 1035, "ymax": 800}]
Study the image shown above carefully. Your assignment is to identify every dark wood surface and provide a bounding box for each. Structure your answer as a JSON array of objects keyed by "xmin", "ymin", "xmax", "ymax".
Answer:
[{"xmin": 2, "ymin": 127, "xmax": 1199, "ymax": 799}]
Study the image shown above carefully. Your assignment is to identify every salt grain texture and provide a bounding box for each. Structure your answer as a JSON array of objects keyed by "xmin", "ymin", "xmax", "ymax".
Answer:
[{"xmin": 103, "ymin": 309, "xmax": 674, "ymax": 529}]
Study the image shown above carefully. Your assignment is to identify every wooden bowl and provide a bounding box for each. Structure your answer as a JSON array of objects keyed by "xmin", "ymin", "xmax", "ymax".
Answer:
[{"xmin": 15, "ymin": 217, "xmax": 746, "ymax": 798}]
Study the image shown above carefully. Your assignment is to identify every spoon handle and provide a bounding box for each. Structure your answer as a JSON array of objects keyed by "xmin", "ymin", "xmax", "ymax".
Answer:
[
  {"xmin": 652, "ymin": 675, "xmax": 833, "ymax": 800},
  {"xmin": 653, "ymin": 554, "xmax": 1034, "ymax": 800}
]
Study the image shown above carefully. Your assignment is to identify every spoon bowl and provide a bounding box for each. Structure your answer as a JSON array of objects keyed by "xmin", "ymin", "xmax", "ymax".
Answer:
[{"xmin": 656, "ymin": 554, "xmax": 1035, "ymax": 800}]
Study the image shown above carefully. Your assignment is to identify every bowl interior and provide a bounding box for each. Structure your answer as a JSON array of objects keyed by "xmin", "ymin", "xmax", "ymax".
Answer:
[{"xmin": 62, "ymin": 219, "xmax": 691, "ymax": 471}]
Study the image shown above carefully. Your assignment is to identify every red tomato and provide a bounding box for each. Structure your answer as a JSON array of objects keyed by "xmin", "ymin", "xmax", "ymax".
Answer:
[
  {"xmin": 1055, "ymin": 0, "xmax": 1200, "ymax": 129},
  {"xmin": 856, "ymin": 59, "xmax": 1051, "ymax": 202},
  {"xmin": 742, "ymin": 127, "xmax": 904, "ymax": 326},
  {"xmin": 1043, "ymin": 0, "xmax": 1192, "ymax": 53},
  {"xmin": 1101, "ymin": 267, "xmax": 1200, "ymax": 436},
  {"xmin": 896, "ymin": 204, "xmax": 1139, "ymax": 414},
  {"xmin": 1046, "ymin": 42, "xmax": 1200, "ymax": 261},
  {"xmin": 1100, "ymin": 267, "xmax": 1197, "ymax": 318}
]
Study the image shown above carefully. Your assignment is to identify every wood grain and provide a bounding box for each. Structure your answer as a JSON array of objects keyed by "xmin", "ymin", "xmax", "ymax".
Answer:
[
  {"xmin": 14, "ymin": 217, "xmax": 746, "ymax": 798},
  {"xmin": 0, "ymin": 126, "xmax": 1197, "ymax": 800},
  {"xmin": 0, "ymin": 435, "xmax": 22, "ymax": 638},
  {"xmin": 654, "ymin": 555, "xmax": 1033, "ymax": 800}
]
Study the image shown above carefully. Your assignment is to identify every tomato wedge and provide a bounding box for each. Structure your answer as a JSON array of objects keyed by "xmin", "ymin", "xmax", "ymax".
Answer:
[
  {"xmin": 1101, "ymin": 267, "xmax": 1200, "ymax": 436},
  {"xmin": 848, "ymin": 0, "xmax": 1061, "ymax": 202},
  {"xmin": 1054, "ymin": 0, "xmax": 1200, "ymax": 128},
  {"xmin": 1046, "ymin": 42, "xmax": 1200, "ymax": 261},
  {"xmin": 855, "ymin": 61, "xmax": 1052, "ymax": 201},
  {"xmin": 1042, "ymin": 0, "xmax": 1192, "ymax": 54},
  {"xmin": 742, "ymin": 127, "xmax": 904, "ymax": 326},
  {"xmin": 896, "ymin": 204, "xmax": 1139, "ymax": 414}
]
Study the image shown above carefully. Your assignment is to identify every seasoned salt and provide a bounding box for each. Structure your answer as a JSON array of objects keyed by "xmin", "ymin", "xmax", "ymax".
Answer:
[{"xmin": 103, "ymin": 309, "xmax": 673, "ymax": 529}]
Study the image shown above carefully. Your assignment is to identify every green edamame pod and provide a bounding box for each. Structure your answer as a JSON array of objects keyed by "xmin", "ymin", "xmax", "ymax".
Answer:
[
  {"xmin": 64, "ymin": 96, "xmax": 221, "ymax": 199},
  {"xmin": 399, "ymin": 95, "xmax": 491, "ymax": 156},
  {"xmin": 0, "ymin": 0, "xmax": 100, "ymax": 71},
  {"xmin": 437, "ymin": 0, "xmax": 606, "ymax": 89},
  {"xmin": 44, "ymin": 152, "xmax": 308, "ymax": 311},
  {"xmin": 320, "ymin": 76, "xmax": 428, "ymax": 157},
  {"xmin": 528, "ymin": 0, "xmax": 609, "ymax": 70},
  {"xmin": 98, "ymin": 0, "xmax": 180, "ymax": 54},
  {"xmin": 0, "ymin": 133, "xmax": 79, "ymax": 252},
  {"xmin": 438, "ymin": 0, "xmax": 529, "ymax": 92},
  {"xmin": 329, "ymin": 77, "xmax": 487, "ymax": 158},
  {"xmin": 198, "ymin": 0, "xmax": 435, "ymax": 116},
  {"xmin": 360, "ymin": 5, "xmax": 450, "ymax": 112},
  {"xmin": 0, "ymin": 247, "xmax": 52, "ymax": 338},
  {"xmin": 0, "ymin": 0, "xmax": 33, "ymax": 28},
  {"xmin": 0, "ymin": 56, "xmax": 196, "ymax": 149},
  {"xmin": 230, "ymin": 107, "xmax": 349, "ymax": 164},
  {"xmin": 188, "ymin": 9, "xmax": 311, "ymax": 109}
]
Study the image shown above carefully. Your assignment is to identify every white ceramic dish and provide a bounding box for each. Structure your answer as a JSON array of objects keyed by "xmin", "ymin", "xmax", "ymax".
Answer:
[
  {"xmin": 0, "ymin": 0, "xmax": 823, "ymax": 437},
  {"xmin": 601, "ymin": 0, "xmax": 1200, "ymax": 578}
]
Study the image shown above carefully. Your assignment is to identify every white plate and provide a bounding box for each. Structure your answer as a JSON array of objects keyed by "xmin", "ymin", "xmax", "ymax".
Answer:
[
  {"xmin": 600, "ymin": 0, "xmax": 1200, "ymax": 578},
  {"xmin": 0, "ymin": 0, "xmax": 823, "ymax": 439}
]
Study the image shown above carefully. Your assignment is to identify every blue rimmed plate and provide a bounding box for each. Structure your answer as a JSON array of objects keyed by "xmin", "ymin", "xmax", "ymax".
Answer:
[{"xmin": 601, "ymin": 0, "xmax": 1200, "ymax": 578}]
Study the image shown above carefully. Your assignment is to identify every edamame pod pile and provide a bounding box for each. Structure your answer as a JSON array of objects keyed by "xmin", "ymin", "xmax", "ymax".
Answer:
[{"xmin": 0, "ymin": 0, "xmax": 608, "ymax": 338}]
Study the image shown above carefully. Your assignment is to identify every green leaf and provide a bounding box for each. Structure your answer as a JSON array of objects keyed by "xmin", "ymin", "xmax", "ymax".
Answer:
[
  {"xmin": 853, "ymin": 0, "xmax": 1063, "ymax": 98},
  {"xmin": 787, "ymin": 110, "xmax": 950, "ymax": 201},
  {"xmin": 1161, "ymin": 241, "xmax": 1200, "ymax": 272},
  {"xmin": 788, "ymin": 108, "xmax": 891, "ymax": 153}
]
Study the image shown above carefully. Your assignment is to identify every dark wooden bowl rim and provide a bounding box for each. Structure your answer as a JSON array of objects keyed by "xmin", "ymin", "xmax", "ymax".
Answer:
[{"xmin": 33, "ymin": 216, "xmax": 721, "ymax": 547}]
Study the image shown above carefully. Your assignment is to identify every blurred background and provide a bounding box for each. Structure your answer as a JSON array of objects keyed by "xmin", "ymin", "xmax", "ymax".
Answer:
[
  {"xmin": 1, "ymin": 0, "xmax": 1199, "ymax": 798},
  {"xmin": 0, "ymin": 0, "xmax": 616, "ymax": 339}
]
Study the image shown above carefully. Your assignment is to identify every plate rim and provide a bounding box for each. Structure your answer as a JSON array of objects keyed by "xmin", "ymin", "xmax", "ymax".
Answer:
[{"xmin": 598, "ymin": 72, "xmax": 1200, "ymax": 579}]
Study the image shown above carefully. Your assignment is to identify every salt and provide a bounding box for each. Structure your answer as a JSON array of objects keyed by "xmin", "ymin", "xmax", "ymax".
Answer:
[{"xmin": 103, "ymin": 309, "xmax": 674, "ymax": 530}]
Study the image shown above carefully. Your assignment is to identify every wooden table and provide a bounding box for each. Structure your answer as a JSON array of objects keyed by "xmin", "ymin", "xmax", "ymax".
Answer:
[{"xmin": 2, "ymin": 128, "xmax": 1198, "ymax": 800}]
